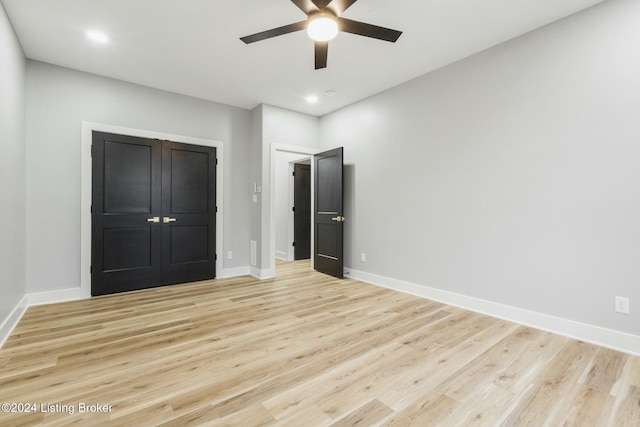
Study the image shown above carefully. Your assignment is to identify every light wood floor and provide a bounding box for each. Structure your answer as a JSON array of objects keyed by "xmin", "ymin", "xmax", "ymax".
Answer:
[{"xmin": 1, "ymin": 260, "xmax": 639, "ymax": 426}]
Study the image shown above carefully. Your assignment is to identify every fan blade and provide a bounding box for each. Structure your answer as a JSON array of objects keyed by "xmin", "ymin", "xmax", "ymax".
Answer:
[
  {"xmin": 291, "ymin": 0, "xmax": 319, "ymax": 15},
  {"xmin": 240, "ymin": 21, "xmax": 307, "ymax": 44},
  {"xmin": 315, "ymin": 41, "xmax": 328, "ymax": 69},
  {"xmin": 337, "ymin": 18, "xmax": 402, "ymax": 42},
  {"xmin": 325, "ymin": 0, "xmax": 358, "ymax": 15}
]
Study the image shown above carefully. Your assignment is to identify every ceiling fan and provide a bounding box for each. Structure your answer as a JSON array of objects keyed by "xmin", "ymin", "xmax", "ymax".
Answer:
[{"xmin": 240, "ymin": 0, "xmax": 402, "ymax": 70}]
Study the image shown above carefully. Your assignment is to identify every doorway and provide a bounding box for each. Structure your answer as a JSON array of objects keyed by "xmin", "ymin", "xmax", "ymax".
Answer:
[
  {"xmin": 269, "ymin": 144, "xmax": 344, "ymax": 279},
  {"xmin": 274, "ymin": 151, "xmax": 311, "ymax": 262},
  {"xmin": 270, "ymin": 145, "xmax": 319, "ymax": 276},
  {"xmin": 91, "ymin": 131, "xmax": 217, "ymax": 296}
]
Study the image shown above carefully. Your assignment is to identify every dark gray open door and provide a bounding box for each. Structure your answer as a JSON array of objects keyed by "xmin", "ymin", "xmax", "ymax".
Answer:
[{"xmin": 314, "ymin": 147, "xmax": 344, "ymax": 278}]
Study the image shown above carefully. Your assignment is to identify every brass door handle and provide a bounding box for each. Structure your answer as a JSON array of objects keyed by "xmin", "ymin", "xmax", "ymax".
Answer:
[
  {"xmin": 331, "ymin": 216, "xmax": 345, "ymax": 222},
  {"xmin": 146, "ymin": 217, "xmax": 160, "ymax": 223},
  {"xmin": 163, "ymin": 217, "xmax": 177, "ymax": 223}
]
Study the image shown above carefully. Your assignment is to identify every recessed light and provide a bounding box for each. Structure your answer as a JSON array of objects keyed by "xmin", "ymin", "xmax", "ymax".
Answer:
[
  {"xmin": 305, "ymin": 95, "xmax": 319, "ymax": 104},
  {"xmin": 86, "ymin": 30, "xmax": 109, "ymax": 44}
]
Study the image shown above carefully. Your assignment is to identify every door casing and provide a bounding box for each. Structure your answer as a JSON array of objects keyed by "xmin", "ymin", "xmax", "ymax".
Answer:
[{"xmin": 80, "ymin": 122, "xmax": 223, "ymax": 299}]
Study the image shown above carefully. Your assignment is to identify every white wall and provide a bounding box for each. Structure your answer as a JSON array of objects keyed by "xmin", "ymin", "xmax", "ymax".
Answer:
[
  {"xmin": 25, "ymin": 61, "xmax": 251, "ymax": 294},
  {"xmin": 262, "ymin": 105, "xmax": 321, "ymax": 151},
  {"xmin": 320, "ymin": 0, "xmax": 640, "ymax": 336},
  {"xmin": 0, "ymin": 3, "xmax": 26, "ymax": 329}
]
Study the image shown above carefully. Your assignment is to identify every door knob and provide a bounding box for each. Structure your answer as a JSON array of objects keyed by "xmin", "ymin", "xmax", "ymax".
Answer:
[
  {"xmin": 146, "ymin": 217, "xmax": 160, "ymax": 223},
  {"xmin": 331, "ymin": 216, "xmax": 345, "ymax": 222},
  {"xmin": 163, "ymin": 217, "xmax": 177, "ymax": 223}
]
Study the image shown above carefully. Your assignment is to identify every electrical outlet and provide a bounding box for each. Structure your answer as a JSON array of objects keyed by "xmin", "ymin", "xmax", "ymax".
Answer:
[
  {"xmin": 361, "ymin": 253, "xmax": 366, "ymax": 263},
  {"xmin": 227, "ymin": 251, "xmax": 233, "ymax": 260},
  {"xmin": 615, "ymin": 296, "xmax": 630, "ymax": 314}
]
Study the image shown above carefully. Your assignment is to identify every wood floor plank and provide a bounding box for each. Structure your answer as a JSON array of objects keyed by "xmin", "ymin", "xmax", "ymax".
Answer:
[
  {"xmin": 1, "ymin": 260, "xmax": 639, "ymax": 426},
  {"xmin": 384, "ymin": 394, "xmax": 459, "ymax": 426},
  {"xmin": 379, "ymin": 319, "xmax": 519, "ymax": 411},
  {"xmin": 579, "ymin": 347, "xmax": 628, "ymax": 394},
  {"xmin": 450, "ymin": 384, "xmax": 517, "ymax": 426},
  {"xmin": 270, "ymin": 404, "xmax": 333, "ymax": 427},
  {"xmin": 500, "ymin": 340, "xmax": 600, "ymax": 426},
  {"xmin": 609, "ymin": 385, "xmax": 640, "ymax": 427},
  {"xmin": 262, "ymin": 341, "xmax": 410, "ymax": 420},
  {"xmin": 548, "ymin": 384, "xmax": 615, "ymax": 427},
  {"xmin": 331, "ymin": 399, "xmax": 394, "ymax": 426},
  {"xmin": 491, "ymin": 327, "xmax": 567, "ymax": 395}
]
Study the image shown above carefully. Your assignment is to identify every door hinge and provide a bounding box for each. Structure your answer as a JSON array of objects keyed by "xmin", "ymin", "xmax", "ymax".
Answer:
[
  {"xmin": 215, "ymin": 254, "xmax": 218, "ymax": 261},
  {"xmin": 90, "ymin": 266, "xmax": 92, "ymax": 274},
  {"xmin": 90, "ymin": 205, "xmax": 92, "ymax": 213},
  {"xmin": 292, "ymin": 171, "xmax": 295, "ymax": 176},
  {"xmin": 216, "ymin": 158, "xmax": 218, "ymax": 165},
  {"xmin": 292, "ymin": 206, "xmax": 295, "ymax": 212},
  {"xmin": 292, "ymin": 242, "xmax": 295, "ymax": 247},
  {"xmin": 216, "ymin": 206, "xmax": 218, "ymax": 213}
]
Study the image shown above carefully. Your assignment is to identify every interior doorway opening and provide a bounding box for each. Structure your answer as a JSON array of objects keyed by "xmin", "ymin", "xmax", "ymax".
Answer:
[
  {"xmin": 270, "ymin": 145, "xmax": 319, "ymax": 277},
  {"xmin": 274, "ymin": 152, "xmax": 311, "ymax": 262}
]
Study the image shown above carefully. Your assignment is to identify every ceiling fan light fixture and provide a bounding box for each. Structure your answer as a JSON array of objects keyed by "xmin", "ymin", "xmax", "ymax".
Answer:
[
  {"xmin": 307, "ymin": 12, "xmax": 338, "ymax": 42},
  {"xmin": 239, "ymin": 0, "xmax": 402, "ymax": 70}
]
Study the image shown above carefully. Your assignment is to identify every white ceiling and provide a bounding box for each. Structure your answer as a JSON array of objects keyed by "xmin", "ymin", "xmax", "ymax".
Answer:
[{"xmin": 2, "ymin": 0, "xmax": 606, "ymax": 116}]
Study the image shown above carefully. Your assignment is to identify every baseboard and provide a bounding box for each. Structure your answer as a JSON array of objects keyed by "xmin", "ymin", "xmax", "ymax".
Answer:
[
  {"xmin": 275, "ymin": 251, "xmax": 288, "ymax": 261},
  {"xmin": 220, "ymin": 266, "xmax": 251, "ymax": 278},
  {"xmin": 0, "ymin": 295, "xmax": 29, "ymax": 348},
  {"xmin": 345, "ymin": 268, "xmax": 640, "ymax": 357},
  {"xmin": 250, "ymin": 267, "xmax": 275, "ymax": 280},
  {"xmin": 28, "ymin": 287, "xmax": 88, "ymax": 306},
  {"xmin": 26, "ymin": 268, "xmax": 260, "ymax": 301},
  {"xmin": 18, "ymin": 268, "xmax": 261, "ymax": 307}
]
